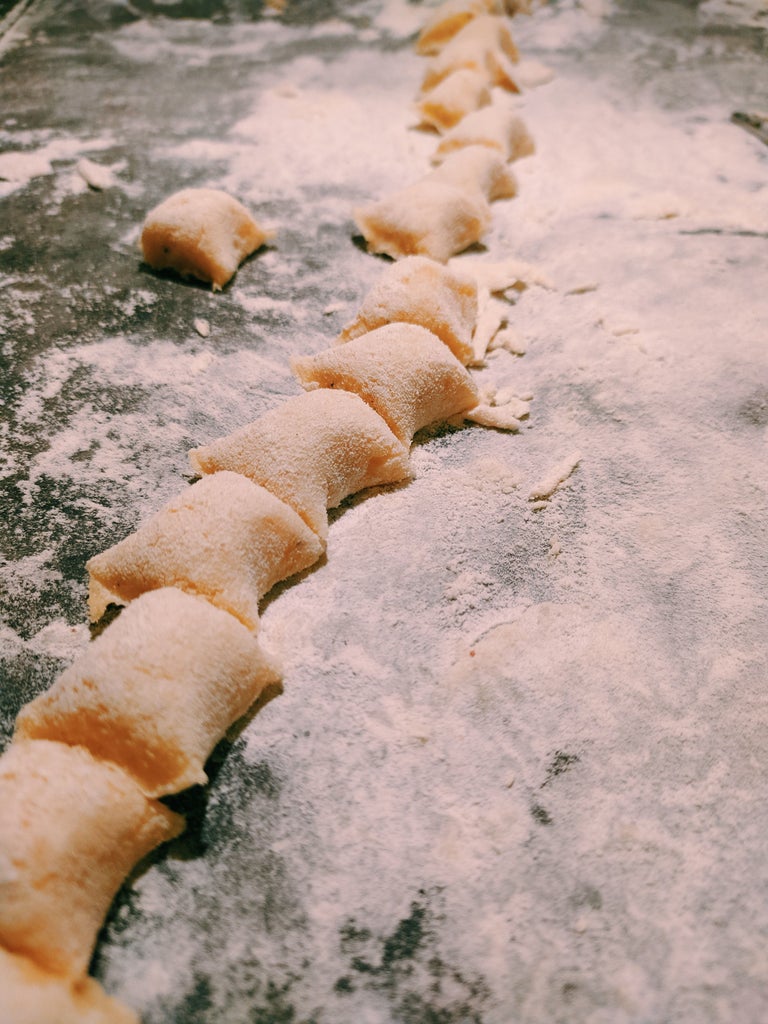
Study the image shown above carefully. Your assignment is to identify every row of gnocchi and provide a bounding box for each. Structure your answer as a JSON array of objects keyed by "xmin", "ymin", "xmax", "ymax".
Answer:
[{"xmin": 0, "ymin": 1, "xmax": 543, "ymax": 1020}]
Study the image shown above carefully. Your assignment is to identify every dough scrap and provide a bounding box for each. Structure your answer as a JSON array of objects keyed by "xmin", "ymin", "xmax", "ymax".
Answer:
[
  {"xmin": 86, "ymin": 471, "xmax": 322, "ymax": 629},
  {"xmin": 416, "ymin": 68, "xmax": 492, "ymax": 132},
  {"xmin": 425, "ymin": 144, "xmax": 518, "ymax": 202},
  {"xmin": 354, "ymin": 179, "xmax": 491, "ymax": 263},
  {"xmin": 415, "ymin": 0, "xmax": 502, "ymax": 56},
  {"xmin": 337, "ymin": 255, "xmax": 477, "ymax": 365},
  {"xmin": 190, "ymin": 389, "xmax": 411, "ymax": 542},
  {"xmin": 140, "ymin": 188, "xmax": 271, "ymax": 291},
  {"xmin": 16, "ymin": 588, "xmax": 281, "ymax": 798},
  {"xmin": 1, "ymin": 947, "xmax": 139, "ymax": 1024},
  {"xmin": 0, "ymin": 739, "xmax": 183, "ymax": 977},
  {"xmin": 432, "ymin": 104, "xmax": 535, "ymax": 164},
  {"xmin": 291, "ymin": 323, "xmax": 480, "ymax": 446},
  {"xmin": 420, "ymin": 16, "xmax": 521, "ymax": 94}
]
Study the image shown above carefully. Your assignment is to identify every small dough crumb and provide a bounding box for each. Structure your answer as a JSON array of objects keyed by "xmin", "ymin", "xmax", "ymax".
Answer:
[{"xmin": 528, "ymin": 453, "xmax": 582, "ymax": 501}]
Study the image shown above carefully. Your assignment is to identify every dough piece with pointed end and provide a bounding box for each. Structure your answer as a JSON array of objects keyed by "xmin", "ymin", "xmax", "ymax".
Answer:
[
  {"xmin": 292, "ymin": 323, "xmax": 479, "ymax": 446},
  {"xmin": 420, "ymin": 16, "xmax": 520, "ymax": 94},
  {"xmin": 190, "ymin": 389, "xmax": 410, "ymax": 542},
  {"xmin": 338, "ymin": 256, "xmax": 477, "ymax": 365},
  {"xmin": 0, "ymin": 739, "xmax": 183, "ymax": 977},
  {"xmin": 354, "ymin": 179, "xmax": 491, "ymax": 263},
  {"xmin": 432, "ymin": 105, "xmax": 535, "ymax": 164},
  {"xmin": 140, "ymin": 188, "xmax": 271, "ymax": 291},
  {"xmin": 416, "ymin": 68, "xmax": 492, "ymax": 132},
  {"xmin": 86, "ymin": 471, "xmax": 322, "ymax": 629},
  {"xmin": 16, "ymin": 588, "xmax": 281, "ymax": 798},
  {"xmin": 1, "ymin": 947, "xmax": 139, "ymax": 1024},
  {"xmin": 416, "ymin": 0, "xmax": 501, "ymax": 55},
  {"xmin": 425, "ymin": 145, "xmax": 518, "ymax": 202}
]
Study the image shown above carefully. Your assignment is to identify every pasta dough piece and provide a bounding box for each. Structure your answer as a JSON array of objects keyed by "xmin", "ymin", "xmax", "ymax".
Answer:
[
  {"xmin": 1, "ymin": 947, "xmax": 139, "ymax": 1024},
  {"xmin": 420, "ymin": 15, "xmax": 521, "ymax": 94},
  {"xmin": 425, "ymin": 145, "xmax": 518, "ymax": 202},
  {"xmin": 291, "ymin": 323, "xmax": 480, "ymax": 446},
  {"xmin": 0, "ymin": 739, "xmax": 183, "ymax": 977},
  {"xmin": 337, "ymin": 255, "xmax": 477, "ymax": 365},
  {"xmin": 416, "ymin": 68, "xmax": 492, "ymax": 132},
  {"xmin": 16, "ymin": 588, "xmax": 281, "ymax": 798},
  {"xmin": 140, "ymin": 188, "xmax": 271, "ymax": 291},
  {"xmin": 432, "ymin": 105, "xmax": 535, "ymax": 164},
  {"xmin": 354, "ymin": 180, "xmax": 491, "ymax": 263},
  {"xmin": 190, "ymin": 389, "xmax": 410, "ymax": 542},
  {"xmin": 415, "ymin": 0, "xmax": 501, "ymax": 55},
  {"xmin": 86, "ymin": 470, "xmax": 322, "ymax": 629}
]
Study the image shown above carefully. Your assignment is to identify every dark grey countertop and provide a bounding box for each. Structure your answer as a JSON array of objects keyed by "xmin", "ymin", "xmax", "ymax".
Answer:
[{"xmin": 1, "ymin": 2, "xmax": 767, "ymax": 1022}]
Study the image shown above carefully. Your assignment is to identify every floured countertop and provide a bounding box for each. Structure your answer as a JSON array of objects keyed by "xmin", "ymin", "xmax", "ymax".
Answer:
[{"xmin": 1, "ymin": 1, "xmax": 767, "ymax": 1022}]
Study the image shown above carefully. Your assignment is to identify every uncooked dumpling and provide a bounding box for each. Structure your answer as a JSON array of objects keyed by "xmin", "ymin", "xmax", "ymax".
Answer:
[
  {"xmin": 16, "ymin": 588, "xmax": 281, "ymax": 798},
  {"xmin": 354, "ymin": 179, "xmax": 491, "ymax": 263},
  {"xmin": 140, "ymin": 187, "xmax": 271, "ymax": 290},
  {"xmin": 1, "ymin": 947, "xmax": 139, "ymax": 1024},
  {"xmin": 425, "ymin": 144, "xmax": 518, "ymax": 202},
  {"xmin": 420, "ymin": 15, "xmax": 520, "ymax": 94},
  {"xmin": 190, "ymin": 389, "xmax": 411, "ymax": 541},
  {"xmin": 291, "ymin": 323, "xmax": 479, "ymax": 446},
  {"xmin": 337, "ymin": 255, "xmax": 477, "ymax": 365},
  {"xmin": 0, "ymin": 739, "xmax": 183, "ymax": 977},
  {"xmin": 415, "ymin": 0, "xmax": 501, "ymax": 56},
  {"xmin": 416, "ymin": 68, "xmax": 492, "ymax": 132},
  {"xmin": 432, "ymin": 105, "xmax": 535, "ymax": 164},
  {"xmin": 86, "ymin": 470, "xmax": 322, "ymax": 629}
]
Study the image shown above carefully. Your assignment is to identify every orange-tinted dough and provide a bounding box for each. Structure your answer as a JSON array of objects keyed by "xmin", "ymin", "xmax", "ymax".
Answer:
[
  {"xmin": 432, "ymin": 105, "xmax": 535, "ymax": 164},
  {"xmin": 420, "ymin": 15, "xmax": 520, "ymax": 94},
  {"xmin": 416, "ymin": 68, "xmax": 492, "ymax": 132},
  {"xmin": 140, "ymin": 188, "xmax": 271, "ymax": 290},
  {"xmin": 338, "ymin": 255, "xmax": 477, "ymax": 365},
  {"xmin": 0, "ymin": 739, "xmax": 183, "ymax": 977},
  {"xmin": 16, "ymin": 588, "xmax": 281, "ymax": 798},
  {"xmin": 1, "ymin": 947, "xmax": 139, "ymax": 1024},
  {"xmin": 426, "ymin": 144, "xmax": 519, "ymax": 202},
  {"xmin": 86, "ymin": 471, "xmax": 322, "ymax": 629},
  {"xmin": 291, "ymin": 323, "xmax": 479, "ymax": 446},
  {"xmin": 354, "ymin": 180, "xmax": 491, "ymax": 263},
  {"xmin": 190, "ymin": 389, "xmax": 411, "ymax": 542},
  {"xmin": 415, "ymin": 0, "xmax": 501, "ymax": 55}
]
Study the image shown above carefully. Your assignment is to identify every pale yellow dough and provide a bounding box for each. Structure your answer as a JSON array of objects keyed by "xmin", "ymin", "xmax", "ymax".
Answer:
[
  {"xmin": 416, "ymin": 68, "xmax": 492, "ymax": 133},
  {"xmin": 0, "ymin": 739, "xmax": 183, "ymax": 977},
  {"xmin": 15, "ymin": 588, "xmax": 281, "ymax": 798},
  {"xmin": 432, "ymin": 105, "xmax": 535, "ymax": 164},
  {"xmin": 140, "ymin": 187, "xmax": 271, "ymax": 290},
  {"xmin": 415, "ymin": 0, "xmax": 502, "ymax": 55},
  {"xmin": 354, "ymin": 179, "xmax": 491, "ymax": 263},
  {"xmin": 86, "ymin": 470, "xmax": 322, "ymax": 630},
  {"xmin": 337, "ymin": 255, "xmax": 478, "ymax": 365},
  {"xmin": 190, "ymin": 389, "xmax": 411, "ymax": 542},
  {"xmin": 291, "ymin": 323, "xmax": 480, "ymax": 446},
  {"xmin": 425, "ymin": 144, "xmax": 519, "ymax": 202},
  {"xmin": 0, "ymin": 947, "xmax": 139, "ymax": 1024}
]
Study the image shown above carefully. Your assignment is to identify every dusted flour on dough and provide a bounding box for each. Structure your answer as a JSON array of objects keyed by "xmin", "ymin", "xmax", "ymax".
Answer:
[
  {"xmin": 415, "ymin": 0, "xmax": 500, "ymax": 55},
  {"xmin": 432, "ymin": 104, "xmax": 535, "ymax": 163},
  {"xmin": 16, "ymin": 588, "xmax": 281, "ymax": 798},
  {"xmin": 189, "ymin": 389, "xmax": 411, "ymax": 542},
  {"xmin": 140, "ymin": 187, "xmax": 271, "ymax": 290},
  {"xmin": 0, "ymin": 740, "xmax": 182, "ymax": 977},
  {"xmin": 292, "ymin": 322, "xmax": 479, "ymax": 445},
  {"xmin": 416, "ymin": 68, "xmax": 492, "ymax": 132},
  {"xmin": 1, "ymin": 946, "xmax": 139, "ymax": 1024},
  {"xmin": 338, "ymin": 255, "xmax": 478, "ymax": 365},
  {"xmin": 86, "ymin": 471, "xmax": 322, "ymax": 630},
  {"xmin": 425, "ymin": 144, "xmax": 519, "ymax": 201},
  {"xmin": 420, "ymin": 15, "xmax": 521, "ymax": 93},
  {"xmin": 354, "ymin": 179, "xmax": 491, "ymax": 262}
]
